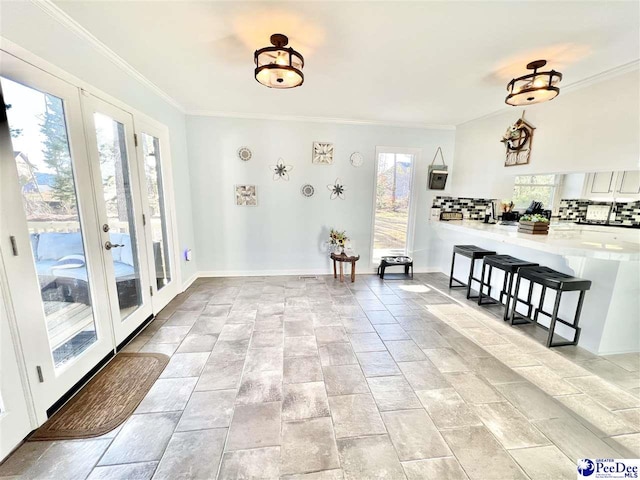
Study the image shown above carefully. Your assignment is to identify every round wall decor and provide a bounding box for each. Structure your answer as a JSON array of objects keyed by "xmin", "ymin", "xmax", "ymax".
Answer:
[
  {"xmin": 301, "ymin": 184, "xmax": 315, "ymax": 197},
  {"xmin": 237, "ymin": 147, "xmax": 252, "ymax": 161},
  {"xmin": 350, "ymin": 152, "xmax": 364, "ymax": 167}
]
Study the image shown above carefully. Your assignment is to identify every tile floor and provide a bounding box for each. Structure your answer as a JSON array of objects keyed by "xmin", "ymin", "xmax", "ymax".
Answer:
[{"xmin": 1, "ymin": 273, "xmax": 639, "ymax": 480}]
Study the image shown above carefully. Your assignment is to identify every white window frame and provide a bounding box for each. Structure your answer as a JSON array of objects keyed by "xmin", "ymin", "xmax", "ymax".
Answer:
[
  {"xmin": 369, "ymin": 146, "xmax": 421, "ymax": 268},
  {"xmin": 512, "ymin": 174, "xmax": 559, "ymax": 212}
]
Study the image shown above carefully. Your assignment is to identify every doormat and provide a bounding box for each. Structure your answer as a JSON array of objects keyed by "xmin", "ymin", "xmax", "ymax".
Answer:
[{"xmin": 29, "ymin": 352, "xmax": 168, "ymax": 441}]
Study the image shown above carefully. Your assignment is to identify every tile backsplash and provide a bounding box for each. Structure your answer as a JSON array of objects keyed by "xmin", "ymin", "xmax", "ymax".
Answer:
[
  {"xmin": 432, "ymin": 196, "xmax": 494, "ymax": 220},
  {"xmin": 559, "ymin": 199, "xmax": 640, "ymax": 226}
]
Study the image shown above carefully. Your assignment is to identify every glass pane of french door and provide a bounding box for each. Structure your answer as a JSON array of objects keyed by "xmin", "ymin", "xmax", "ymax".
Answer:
[
  {"xmin": 141, "ymin": 133, "xmax": 172, "ymax": 291},
  {"xmin": 92, "ymin": 113, "xmax": 143, "ymax": 321},
  {"xmin": 1, "ymin": 77, "xmax": 99, "ymax": 368}
]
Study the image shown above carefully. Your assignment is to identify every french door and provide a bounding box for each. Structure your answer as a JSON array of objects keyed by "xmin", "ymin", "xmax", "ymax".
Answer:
[
  {"xmin": 82, "ymin": 94, "xmax": 153, "ymax": 343},
  {"xmin": 135, "ymin": 121, "xmax": 179, "ymax": 310},
  {"xmin": 0, "ymin": 52, "xmax": 114, "ymax": 420},
  {"xmin": 0, "ymin": 51, "xmax": 168, "ymax": 429}
]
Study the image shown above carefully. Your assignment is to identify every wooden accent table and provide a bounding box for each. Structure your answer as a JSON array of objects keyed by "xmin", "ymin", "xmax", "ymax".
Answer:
[{"xmin": 330, "ymin": 252, "xmax": 360, "ymax": 283}]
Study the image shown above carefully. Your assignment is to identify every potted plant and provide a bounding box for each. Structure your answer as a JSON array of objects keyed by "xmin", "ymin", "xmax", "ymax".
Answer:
[{"xmin": 329, "ymin": 229, "xmax": 349, "ymax": 254}]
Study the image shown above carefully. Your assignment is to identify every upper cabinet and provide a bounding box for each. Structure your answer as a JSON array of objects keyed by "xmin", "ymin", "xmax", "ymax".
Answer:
[
  {"xmin": 589, "ymin": 172, "xmax": 615, "ymax": 194},
  {"xmin": 585, "ymin": 170, "xmax": 640, "ymax": 200},
  {"xmin": 618, "ymin": 170, "xmax": 640, "ymax": 195}
]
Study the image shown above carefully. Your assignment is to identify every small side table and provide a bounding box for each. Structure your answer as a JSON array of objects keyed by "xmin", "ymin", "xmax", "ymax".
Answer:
[{"xmin": 330, "ymin": 252, "xmax": 360, "ymax": 283}]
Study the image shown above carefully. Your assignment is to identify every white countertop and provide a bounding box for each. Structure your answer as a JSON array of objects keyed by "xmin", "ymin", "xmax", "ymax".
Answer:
[{"xmin": 433, "ymin": 220, "xmax": 640, "ymax": 261}]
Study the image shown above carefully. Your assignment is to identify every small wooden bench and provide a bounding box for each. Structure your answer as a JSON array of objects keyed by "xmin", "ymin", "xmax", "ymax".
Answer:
[{"xmin": 331, "ymin": 252, "xmax": 360, "ymax": 283}]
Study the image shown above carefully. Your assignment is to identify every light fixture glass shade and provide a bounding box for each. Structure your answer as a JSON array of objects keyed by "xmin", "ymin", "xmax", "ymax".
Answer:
[
  {"xmin": 255, "ymin": 34, "xmax": 304, "ymax": 89},
  {"xmin": 506, "ymin": 60, "xmax": 562, "ymax": 106}
]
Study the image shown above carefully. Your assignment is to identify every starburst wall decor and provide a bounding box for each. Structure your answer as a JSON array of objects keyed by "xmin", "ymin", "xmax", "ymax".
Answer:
[
  {"xmin": 327, "ymin": 178, "xmax": 346, "ymax": 200},
  {"xmin": 270, "ymin": 158, "xmax": 293, "ymax": 181}
]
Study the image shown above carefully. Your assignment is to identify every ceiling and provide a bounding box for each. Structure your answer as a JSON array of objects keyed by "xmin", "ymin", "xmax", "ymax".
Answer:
[{"xmin": 53, "ymin": 1, "xmax": 639, "ymax": 126}]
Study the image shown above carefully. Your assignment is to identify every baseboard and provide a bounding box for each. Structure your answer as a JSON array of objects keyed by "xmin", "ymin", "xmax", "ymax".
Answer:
[
  {"xmin": 195, "ymin": 267, "xmax": 446, "ymax": 278},
  {"xmin": 413, "ymin": 267, "xmax": 447, "ymax": 274},
  {"xmin": 181, "ymin": 273, "xmax": 198, "ymax": 291},
  {"xmin": 198, "ymin": 268, "xmax": 333, "ymax": 277}
]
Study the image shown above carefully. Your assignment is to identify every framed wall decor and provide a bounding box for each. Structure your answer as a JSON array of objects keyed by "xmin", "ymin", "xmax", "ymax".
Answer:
[
  {"xmin": 235, "ymin": 184, "xmax": 257, "ymax": 206},
  {"xmin": 501, "ymin": 114, "xmax": 535, "ymax": 167},
  {"xmin": 312, "ymin": 142, "xmax": 334, "ymax": 164}
]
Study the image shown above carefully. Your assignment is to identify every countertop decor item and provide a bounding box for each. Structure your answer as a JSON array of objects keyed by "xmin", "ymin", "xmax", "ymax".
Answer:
[
  {"xmin": 501, "ymin": 112, "xmax": 535, "ymax": 166},
  {"xmin": 350, "ymin": 152, "xmax": 364, "ymax": 167},
  {"xmin": 237, "ymin": 147, "xmax": 252, "ymax": 161},
  {"xmin": 428, "ymin": 147, "xmax": 448, "ymax": 190},
  {"xmin": 301, "ymin": 184, "xmax": 315, "ymax": 197},
  {"xmin": 254, "ymin": 33, "xmax": 304, "ymax": 89},
  {"xmin": 327, "ymin": 178, "xmax": 345, "ymax": 199},
  {"xmin": 313, "ymin": 142, "xmax": 334, "ymax": 164},
  {"xmin": 518, "ymin": 214, "xmax": 550, "ymax": 235},
  {"xmin": 270, "ymin": 158, "xmax": 293, "ymax": 181},
  {"xmin": 235, "ymin": 185, "xmax": 257, "ymax": 206},
  {"xmin": 505, "ymin": 60, "xmax": 562, "ymax": 106}
]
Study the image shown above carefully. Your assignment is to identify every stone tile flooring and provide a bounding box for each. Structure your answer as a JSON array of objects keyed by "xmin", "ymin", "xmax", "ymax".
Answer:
[{"xmin": 1, "ymin": 272, "xmax": 639, "ymax": 479}]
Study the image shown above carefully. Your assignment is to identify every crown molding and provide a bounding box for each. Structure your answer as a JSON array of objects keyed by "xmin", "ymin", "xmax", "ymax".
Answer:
[
  {"xmin": 459, "ymin": 59, "xmax": 640, "ymax": 126},
  {"xmin": 186, "ymin": 110, "xmax": 456, "ymax": 131},
  {"xmin": 30, "ymin": 0, "xmax": 185, "ymax": 113}
]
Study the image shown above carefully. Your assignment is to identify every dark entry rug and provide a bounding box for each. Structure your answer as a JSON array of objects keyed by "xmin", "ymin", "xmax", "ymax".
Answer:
[{"xmin": 29, "ymin": 352, "xmax": 168, "ymax": 441}]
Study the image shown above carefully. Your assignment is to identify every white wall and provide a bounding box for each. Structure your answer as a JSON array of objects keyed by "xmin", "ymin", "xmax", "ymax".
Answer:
[
  {"xmin": 451, "ymin": 68, "xmax": 640, "ymax": 200},
  {"xmin": 186, "ymin": 116, "xmax": 455, "ymax": 275},
  {"xmin": 0, "ymin": 2, "xmax": 198, "ymax": 283}
]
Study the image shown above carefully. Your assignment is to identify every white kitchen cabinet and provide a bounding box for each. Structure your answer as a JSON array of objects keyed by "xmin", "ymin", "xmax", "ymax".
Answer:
[
  {"xmin": 589, "ymin": 172, "xmax": 615, "ymax": 194},
  {"xmin": 585, "ymin": 170, "xmax": 640, "ymax": 200},
  {"xmin": 618, "ymin": 170, "xmax": 640, "ymax": 195}
]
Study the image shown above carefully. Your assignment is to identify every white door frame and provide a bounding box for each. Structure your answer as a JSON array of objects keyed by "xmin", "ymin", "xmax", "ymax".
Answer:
[
  {"xmin": 81, "ymin": 93, "xmax": 154, "ymax": 345},
  {"xmin": 0, "ymin": 51, "xmax": 115, "ymax": 421},
  {"xmin": 369, "ymin": 146, "xmax": 421, "ymax": 269}
]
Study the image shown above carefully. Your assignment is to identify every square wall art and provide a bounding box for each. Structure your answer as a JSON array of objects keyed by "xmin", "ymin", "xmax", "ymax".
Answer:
[
  {"xmin": 312, "ymin": 142, "xmax": 334, "ymax": 165},
  {"xmin": 235, "ymin": 184, "xmax": 257, "ymax": 206}
]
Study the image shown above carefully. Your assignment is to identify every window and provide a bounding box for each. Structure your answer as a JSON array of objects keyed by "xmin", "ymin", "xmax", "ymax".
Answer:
[
  {"xmin": 371, "ymin": 147, "xmax": 419, "ymax": 262},
  {"xmin": 512, "ymin": 174, "xmax": 558, "ymax": 210}
]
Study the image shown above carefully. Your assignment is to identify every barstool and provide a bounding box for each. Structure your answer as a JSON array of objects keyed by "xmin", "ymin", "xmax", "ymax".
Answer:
[
  {"xmin": 477, "ymin": 255, "xmax": 538, "ymax": 321},
  {"xmin": 449, "ymin": 245, "xmax": 497, "ymax": 299},
  {"xmin": 508, "ymin": 266, "xmax": 592, "ymax": 348}
]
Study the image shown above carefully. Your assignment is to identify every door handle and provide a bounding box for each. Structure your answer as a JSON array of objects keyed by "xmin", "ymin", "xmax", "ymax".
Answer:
[{"xmin": 105, "ymin": 241, "xmax": 124, "ymax": 250}]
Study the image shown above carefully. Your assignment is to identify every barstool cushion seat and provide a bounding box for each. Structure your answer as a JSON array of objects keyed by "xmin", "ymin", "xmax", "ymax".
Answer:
[
  {"xmin": 518, "ymin": 266, "xmax": 592, "ymax": 292},
  {"xmin": 453, "ymin": 245, "xmax": 496, "ymax": 259},
  {"xmin": 484, "ymin": 255, "xmax": 538, "ymax": 273}
]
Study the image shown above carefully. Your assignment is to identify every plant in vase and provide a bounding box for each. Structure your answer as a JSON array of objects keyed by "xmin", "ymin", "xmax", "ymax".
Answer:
[{"xmin": 329, "ymin": 228, "xmax": 349, "ymax": 254}]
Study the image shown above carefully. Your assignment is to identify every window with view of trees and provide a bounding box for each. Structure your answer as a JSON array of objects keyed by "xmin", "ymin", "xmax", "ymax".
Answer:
[
  {"xmin": 372, "ymin": 150, "xmax": 416, "ymax": 261},
  {"xmin": 512, "ymin": 174, "xmax": 557, "ymax": 210}
]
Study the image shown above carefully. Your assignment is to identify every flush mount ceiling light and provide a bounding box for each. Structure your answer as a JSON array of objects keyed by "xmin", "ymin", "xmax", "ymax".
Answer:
[
  {"xmin": 505, "ymin": 60, "xmax": 562, "ymax": 106},
  {"xmin": 254, "ymin": 33, "xmax": 304, "ymax": 89}
]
